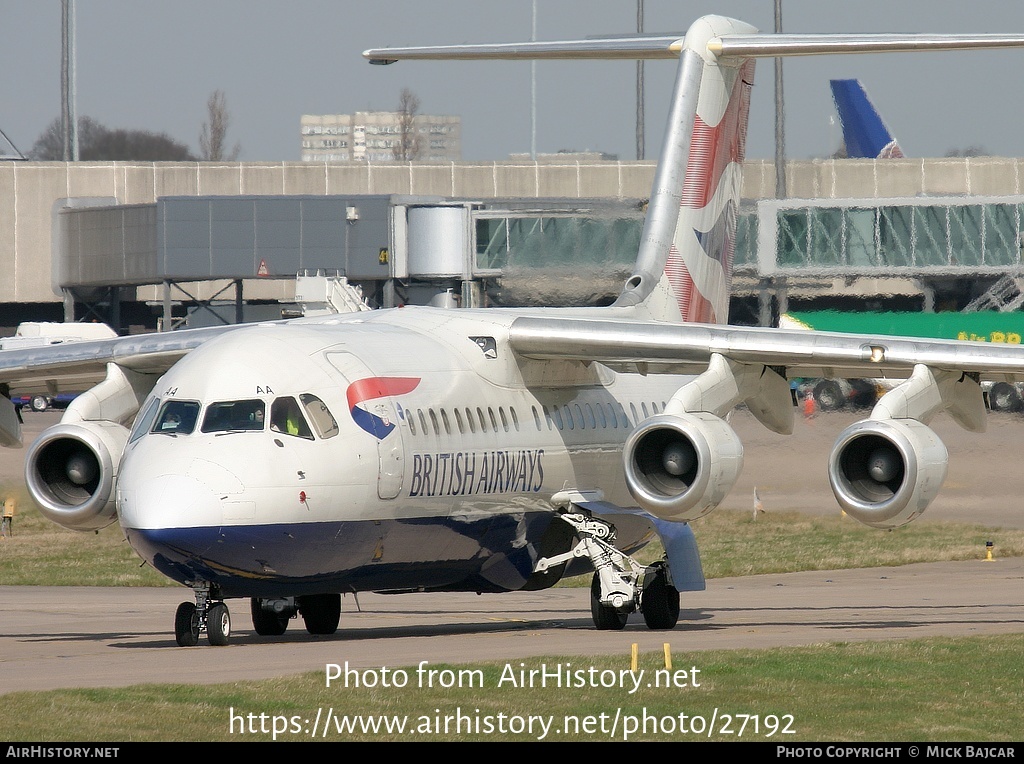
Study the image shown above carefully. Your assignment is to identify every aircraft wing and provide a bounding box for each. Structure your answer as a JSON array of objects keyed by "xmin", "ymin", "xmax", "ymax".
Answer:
[
  {"xmin": 0, "ymin": 325, "xmax": 244, "ymax": 397},
  {"xmin": 509, "ymin": 315, "xmax": 1024, "ymax": 382}
]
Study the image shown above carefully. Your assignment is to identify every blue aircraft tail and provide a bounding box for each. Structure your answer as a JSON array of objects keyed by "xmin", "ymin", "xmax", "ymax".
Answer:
[{"xmin": 830, "ymin": 79, "xmax": 904, "ymax": 159}]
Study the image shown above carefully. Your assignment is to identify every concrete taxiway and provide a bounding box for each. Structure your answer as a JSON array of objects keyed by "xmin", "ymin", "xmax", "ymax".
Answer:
[
  {"xmin": 2, "ymin": 557, "xmax": 1023, "ymax": 695},
  {"xmin": 1, "ymin": 410, "xmax": 1023, "ymax": 696}
]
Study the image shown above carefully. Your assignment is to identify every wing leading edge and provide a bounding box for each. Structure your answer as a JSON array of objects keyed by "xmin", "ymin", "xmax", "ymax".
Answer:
[{"xmin": 508, "ymin": 315, "xmax": 1024, "ymax": 382}]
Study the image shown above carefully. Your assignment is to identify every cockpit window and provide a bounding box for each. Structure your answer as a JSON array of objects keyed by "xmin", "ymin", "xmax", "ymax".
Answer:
[
  {"xmin": 153, "ymin": 400, "xmax": 200, "ymax": 435},
  {"xmin": 201, "ymin": 399, "xmax": 266, "ymax": 433},
  {"xmin": 300, "ymin": 394, "xmax": 339, "ymax": 439},
  {"xmin": 129, "ymin": 396, "xmax": 161, "ymax": 443},
  {"xmin": 270, "ymin": 397, "xmax": 313, "ymax": 440}
]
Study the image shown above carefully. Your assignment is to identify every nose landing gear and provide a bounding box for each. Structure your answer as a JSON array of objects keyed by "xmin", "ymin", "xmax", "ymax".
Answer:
[{"xmin": 175, "ymin": 582, "xmax": 231, "ymax": 646}]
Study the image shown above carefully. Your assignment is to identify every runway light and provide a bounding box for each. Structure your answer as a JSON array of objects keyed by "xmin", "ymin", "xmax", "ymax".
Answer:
[{"xmin": 985, "ymin": 540, "xmax": 995, "ymax": 562}]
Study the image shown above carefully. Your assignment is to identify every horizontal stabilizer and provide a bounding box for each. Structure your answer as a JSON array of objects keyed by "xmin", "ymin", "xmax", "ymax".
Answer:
[{"xmin": 367, "ymin": 29, "xmax": 1024, "ymax": 65}]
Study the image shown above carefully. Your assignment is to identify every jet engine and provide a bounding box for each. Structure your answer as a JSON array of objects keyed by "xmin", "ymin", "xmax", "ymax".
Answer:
[
  {"xmin": 828, "ymin": 418, "xmax": 947, "ymax": 529},
  {"xmin": 25, "ymin": 421, "xmax": 130, "ymax": 532},
  {"xmin": 623, "ymin": 412, "xmax": 743, "ymax": 522}
]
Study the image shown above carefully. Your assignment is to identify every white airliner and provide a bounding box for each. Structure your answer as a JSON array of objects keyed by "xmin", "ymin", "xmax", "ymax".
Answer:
[{"xmin": 5, "ymin": 16, "xmax": 1024, "ymax": 646}]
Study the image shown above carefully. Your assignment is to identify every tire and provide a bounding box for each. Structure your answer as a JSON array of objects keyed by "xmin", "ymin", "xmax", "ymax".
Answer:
[
  {"xmin": 813, "ymin": 380, "xmax": 845, "ymax": 411},
  {"xmin": 174, "ymin": 601, "xmax": 200, "ymax": 647},
  {"xmin": 250, "ymin": 597, "xmax": 289, "ymax": 636},
  {"xmin": 207, "ymin": 602, "xmax": 231, "ymax": 646},
  {"xmin": 989, "ymin": 382, "xmax": 1022, "ymax": 413},
  {"xmin": 29, "ymin": 395, "xmax": 48, "ymax": 413},
  {"xmin": 848, "ymin": 379, "xmax": 878, "ymax": 409},
  {"xmin": 590, "ymin": 573, "xmax": 628, "ymax": 631},
  {"xmin": 640, "ymin": 563, "xmax": 680, "ymax": 630},
  {"xmin": 299, "ymin": 593, "xmax": 341, "ymax": 635}
]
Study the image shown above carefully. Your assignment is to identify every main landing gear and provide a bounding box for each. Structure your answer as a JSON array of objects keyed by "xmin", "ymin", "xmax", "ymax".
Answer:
[
  {"xmin": 174, "ymin": 583, "xmax": 343, "ymax": 646},
  {"xmin": 536, "ymin": 512, "xmax": 681, "ymax": 631}
]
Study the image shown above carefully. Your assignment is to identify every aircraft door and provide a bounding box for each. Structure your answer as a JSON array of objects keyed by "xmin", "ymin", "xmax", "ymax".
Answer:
[{"xmin": 326, "ymin": 351, "xmax": 412, "ymax": 500}]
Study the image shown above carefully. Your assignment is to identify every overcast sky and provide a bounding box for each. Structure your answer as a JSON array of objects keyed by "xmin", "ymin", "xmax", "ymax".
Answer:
[{"xmin": 3, "ymin": 1, "xmax": 1024, "ymax": 163}]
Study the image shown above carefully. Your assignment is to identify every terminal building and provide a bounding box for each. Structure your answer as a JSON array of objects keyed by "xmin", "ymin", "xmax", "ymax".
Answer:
[
  {"xmin": 4, "ymin": 156, "xmax": 1024, "ymax": 334},
  {"xmin": 300, "ymin": 112, "xmax": 461, "ymax": 162}
]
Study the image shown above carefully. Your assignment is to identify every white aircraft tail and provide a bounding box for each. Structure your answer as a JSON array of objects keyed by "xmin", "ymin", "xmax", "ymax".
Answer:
[
  {"xmin": 612, "ymin": 17, "xmax": 756, "ymax": 325},
  {"xmin": 364, "ymin": 17, "xmax": 1024, "ymax": 325}
]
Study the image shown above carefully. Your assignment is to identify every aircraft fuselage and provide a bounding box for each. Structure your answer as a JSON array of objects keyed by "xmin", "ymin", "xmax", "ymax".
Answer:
[{"xmin": 116, "ymin": 307, "xmax": 691, "ymax": 598}]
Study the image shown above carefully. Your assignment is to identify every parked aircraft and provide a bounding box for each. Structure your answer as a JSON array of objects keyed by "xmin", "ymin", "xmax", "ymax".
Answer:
[
  {"xmin": 4, "ymin": 16, "xmax": 1024, "ymax": 646},
  {"xmin": 830, "ymin": 78, "xmax": 904, "ymax": 158}
]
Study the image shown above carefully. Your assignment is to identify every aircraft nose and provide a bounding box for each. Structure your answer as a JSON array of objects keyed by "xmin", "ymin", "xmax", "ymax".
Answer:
[{"xmin": 118, "ymin": 455, "xmax": 244, "ymax": 530}]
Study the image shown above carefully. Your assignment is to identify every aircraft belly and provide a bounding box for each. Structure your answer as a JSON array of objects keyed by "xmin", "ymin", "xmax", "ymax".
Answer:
[{"xmin": 124, "ymin": 508, "xmax": 565, "ymax": 598}]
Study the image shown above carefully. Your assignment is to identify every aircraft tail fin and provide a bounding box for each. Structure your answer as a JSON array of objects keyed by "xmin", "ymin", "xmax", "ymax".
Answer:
[
  {"xmin": 612, "ymin": 17, "xmax": 756, "ymax": 325},
  {"xmin": 365, "ymin": 19, "xmax": 1024, "ymax": 325},
  {"xmin": 830, "ymin": 79, "xmax": 904, "ymax": 159}
]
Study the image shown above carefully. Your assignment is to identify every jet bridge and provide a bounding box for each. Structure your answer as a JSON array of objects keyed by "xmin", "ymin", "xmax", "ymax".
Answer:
[{"xmin": 54, "ymin": 194, "xmax": 648, "ymax": 330}]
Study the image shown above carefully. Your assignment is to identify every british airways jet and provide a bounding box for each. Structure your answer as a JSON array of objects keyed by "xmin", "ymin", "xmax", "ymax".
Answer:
[{"xmin": 4, "ymin": 16, "xmax": 1024, "ymax": 646}]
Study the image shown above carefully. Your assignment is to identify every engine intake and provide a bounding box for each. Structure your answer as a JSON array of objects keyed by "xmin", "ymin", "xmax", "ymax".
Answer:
[
  {"xmin": 623, "ymin": 412, "xmax": 743, "ymax": 522},
  {"xmin": 25, "ymin": 421, "xmax": 130, "ymax": 532},
  {"xmin": 828, "ymin": 418, "xmax": 947, "ymax": 529}
]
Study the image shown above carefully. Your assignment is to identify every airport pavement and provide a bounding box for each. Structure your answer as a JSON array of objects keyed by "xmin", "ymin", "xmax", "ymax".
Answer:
[
  {"xmin": 1, "ymin": 407, "xmax": 1023, "ymax": 695},
  {"xmin": 2, "ymin": 557, "xmax": 1023, "ymax": 695}
]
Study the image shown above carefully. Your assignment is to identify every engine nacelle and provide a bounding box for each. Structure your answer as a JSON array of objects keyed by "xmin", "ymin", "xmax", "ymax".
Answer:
[
  {"xmin": 623, "ymin": 412, "xmax": 743, "ymax": 522},
  {"xmin": 25, "ymin": 421, "xmax": 130, "ymax": 532},
  {"xmin": 828, "ymin": 418, "xmax": 947, "ymax": 529}
]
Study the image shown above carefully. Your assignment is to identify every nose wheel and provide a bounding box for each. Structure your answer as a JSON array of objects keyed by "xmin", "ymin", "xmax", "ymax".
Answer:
[{"xmin": 175, "ymin": 582, "xmax": 231, "ymax": 646}]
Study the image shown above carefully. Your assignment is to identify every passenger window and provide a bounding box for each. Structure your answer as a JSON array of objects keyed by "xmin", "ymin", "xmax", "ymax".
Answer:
[
  {"xmin": 465, "ymin": 407, "xmax": 476, "ymax": 434},
  {"xmin": 300, "ymin": 394, "xmax": 339, "ymax": 439},
  {"xmin": 201, "ymin": 399, "xmax": 265, "ymax": 433},
  {"xmin": 270, "ymin": 397, "xmax": 313, "ymax": 439},
  {"xmin": 153, "ymin": 400, "xmax": 200, "ymax": 435}
]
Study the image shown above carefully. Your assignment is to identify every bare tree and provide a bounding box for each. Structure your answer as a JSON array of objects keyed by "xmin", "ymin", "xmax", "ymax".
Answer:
[
  {"xmin": 392, "ymin": 87, "xmax": 423, "ymax": 161},
  {"xmin": 199, "ymin": 90, "xmax": 241, "ymax": 161}
]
